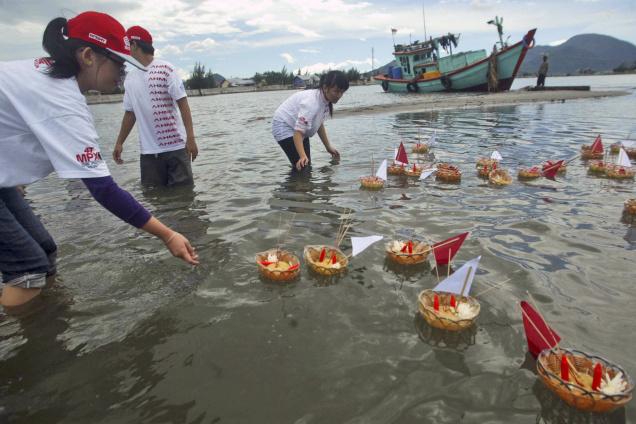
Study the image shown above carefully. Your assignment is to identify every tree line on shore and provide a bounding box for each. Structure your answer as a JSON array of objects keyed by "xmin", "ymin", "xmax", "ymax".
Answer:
[{"xmin": 185, "ymin": 62, "xmax": 362, "ymax": 90}]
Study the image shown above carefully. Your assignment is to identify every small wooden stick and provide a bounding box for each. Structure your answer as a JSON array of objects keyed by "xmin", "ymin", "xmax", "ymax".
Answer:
[
  {"xmin": 473, "ymin": 278, "xmax": 511, "ymax": 297},
  {"xmin": 447, "ymin": 248, "xmax": 451, "ymax": 278},
  {"xmin": 459, "ymin": 266, "xmax": 472, "ymax": 297}
]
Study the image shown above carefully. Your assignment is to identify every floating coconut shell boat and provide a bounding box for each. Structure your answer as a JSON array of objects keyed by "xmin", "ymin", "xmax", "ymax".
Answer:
[
  {"xmin": 412, "ymin": 143, "xmax": 429, "ymax": 154},
  {"xmin": 303, "ymin": 245, "xmax": 348, "ymax": 276},
  {"xmin": 518, "ymin": 166, "xmax": 541, "ymax": 180},
  {"xmin": 403, "ymin": 163, "xmax": 424, "ymax": 177},
  {"xmin": 435, "ymin": 163, "xmax": 462, "ymax": 183},
  {"xmin": 542, "ymin": 160, "xmax": 566, "ymax": 175},
  {"xmin": 581, "ymin": 145, "xmax": 604, "ymax": 160},
  {"xmin": 388, "ymin": 163, "xmax": 405, "ymax": 175},
  {"xmin": 477, "ymin": 161, "xmax": 498, "ymax": 178},
  {"xmin": 624, "ymin": 199, "xmax": 636, "ymax": 216},
  {"xmin": 588, "ymin": 160, "xmax": 608, "ymax": 174},
  {"xmin": 360, "ymin": 176, "xmax": 385, "ymax": 190},
  {"xmin": 386, "ymin": 240, "xmax": 431, "ymax": 265},
  {"xmin": 417, "ymin": 290, "xmax": 480, "ymax": 332},
  {"xmin": 476, "ymin": 157, "xmax": 498, "ymax": 169},
  {"xmin": 605, "ymin": 165, "xmax": 635, "ymax": 180},
  {"xmin": 256, "ymin": 249, "xmax": 301, "ymax": 282},
  {"xmin": 536, "ymin": 348, "xmax": 634, "ymax": 413},
  {"xmin": 488, "ymin": 168, "xmax": 512, "ymax": 186}
]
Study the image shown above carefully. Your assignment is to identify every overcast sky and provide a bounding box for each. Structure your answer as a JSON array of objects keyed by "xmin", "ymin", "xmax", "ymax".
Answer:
[{"xmin": 1, "ymin": 0, "xmax": 634, "ymax": 79}]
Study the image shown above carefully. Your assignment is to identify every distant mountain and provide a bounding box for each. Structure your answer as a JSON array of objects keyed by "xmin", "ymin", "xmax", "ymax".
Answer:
[
  {"xmin": 366, "ymin": 34, "xmax": 636, "ymax": 77},
  {"xmin": 519, "ymin": 34, "xmax": 636, "ymax": 75}
]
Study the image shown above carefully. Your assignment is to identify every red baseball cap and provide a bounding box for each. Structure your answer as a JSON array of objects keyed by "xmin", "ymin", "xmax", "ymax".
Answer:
[
  {"xmin": 126, "ymin": 26, "xmax": 153, "ymax": 45},
  {"xmin": 66, "ymin": 11, "xmax": 146, "ymax": 71}
]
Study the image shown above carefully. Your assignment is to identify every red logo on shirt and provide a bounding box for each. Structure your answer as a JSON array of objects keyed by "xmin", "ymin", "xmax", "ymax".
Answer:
[{"xmin": 76, "ymin": 147, "xmax": 103, "ymax": 169}]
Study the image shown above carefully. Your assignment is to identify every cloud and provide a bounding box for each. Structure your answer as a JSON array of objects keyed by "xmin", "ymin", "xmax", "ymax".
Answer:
[
  {"xmin": 184, "ymin": 38, "xmax": 217, "ymax": 51},
  {"xmin": 280, "ymin": 52, "xmax": 295, "ymax": 63},
  {"xmin": 548, "ymin": 38, "xmax": 567, "ymax": 46},
  {"xmin": 155, "ymin": 44, "xmax": 183, "ymax": 57},
  {"xmin": 300, "ymin": 58, "xmax": 371, "ymax": 74},
  {"xmin": 299, "ymin": 48, "xmax": 320, "ymax": 54}
]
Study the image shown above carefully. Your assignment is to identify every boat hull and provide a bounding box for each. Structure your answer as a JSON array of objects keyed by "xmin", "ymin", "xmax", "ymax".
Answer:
[{"xmin": 375, "ymin": 29, "xmax": 536, "ymax": 94}]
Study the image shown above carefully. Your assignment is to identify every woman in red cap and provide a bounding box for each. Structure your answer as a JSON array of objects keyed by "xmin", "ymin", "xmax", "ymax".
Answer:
[{"xmin": 0, "ymin": 12, "xmax": 199, "ymax": 308}]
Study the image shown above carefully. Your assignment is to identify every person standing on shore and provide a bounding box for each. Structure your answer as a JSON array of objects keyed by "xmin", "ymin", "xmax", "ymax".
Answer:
[
  {"xmin": 0, "ymin": 12, "xmax": 198, "ymax": 308},
  {"xmin": 113, "ymin": 25, "xmax": 198, "ymax": 187},
  {"xmin": 536, "ymin": 55, "xmax": 549, "ymax": 88},
  {"xmin": 272, "ymin": 70, "xmax": 349, "ymax": 171}
]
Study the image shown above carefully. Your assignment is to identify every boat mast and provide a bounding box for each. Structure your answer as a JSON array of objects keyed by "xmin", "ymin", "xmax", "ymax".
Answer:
[{"xmin": 422, "ymin": 2, "xmax": 427, "ymax": 41}]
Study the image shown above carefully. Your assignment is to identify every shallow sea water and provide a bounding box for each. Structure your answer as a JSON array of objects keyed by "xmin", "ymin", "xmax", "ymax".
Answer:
[{"xmin": 1, "ymin": 75, "xmax": 635, "ymax": 423}]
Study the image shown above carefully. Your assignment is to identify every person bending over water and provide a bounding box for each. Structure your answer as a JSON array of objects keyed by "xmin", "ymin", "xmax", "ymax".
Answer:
[
  {"xmin": 272, "ymin": 70, "xmax": 349, "ymax": 171},
  {"xmin": 0, "ymin": 11, "xmax": 199, "ymax": 308}
]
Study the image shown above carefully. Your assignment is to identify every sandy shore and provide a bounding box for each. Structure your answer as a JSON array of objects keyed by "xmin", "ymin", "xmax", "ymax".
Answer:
[{"xmin": 336, "ymin": 89, "xmax": 628, "ymax": 118}]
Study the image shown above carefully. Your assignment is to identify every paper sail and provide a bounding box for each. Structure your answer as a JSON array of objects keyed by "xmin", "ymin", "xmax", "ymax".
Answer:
[
  {"xmin": 351, "ymin": 235, "xmax": 383, "ymax": 257},
  {"xmin": 432, "ymin": 232, "xmax": 469, "ymax": 265},
  {"xmin": 419, "ymin": 167, "xmax": 437, "ymax": 180},
  {"xmin": 591, "ymin": 134, "xmax": 603, "ymax": 154},
  {"xmin": 491, "ymin": 150, "xmax": 503, "ymax": 161},
  {"xmin": 432, "ymin": 256, "xmax": 481, "ymax": 296},
  {"xmin": 617, "ymin": 148, "xmax": 632, "ymax": 168},
  {"xmin": 375, "ymin": 159, "xmax": 388, "ymax": 180},
  {"xmin": 428, "ymin": 131, "xmax": 437, "ymax": 146},
  {"xmin": 542, "ymin": 160, "xmax": 564, "ymax": 181},
  {"xmin": 520, "ymin": 300, "xmax": 561, "ymax": 358},
  {"xmin": 396, "ymin": 142, "xmax": 409, "ymax": 164}
]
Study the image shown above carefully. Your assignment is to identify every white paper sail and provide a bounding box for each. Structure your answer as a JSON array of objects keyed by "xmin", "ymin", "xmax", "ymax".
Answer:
[
  {"xmin": 375, "ymin": 159, "xmax": 388, "ymax": 181},
  {"xmin": 617, "ymin": 148, "xmax": 632, "ymax": 168},
  {"xmin": 428, "ymin": 131, "xmax": 437, "ymax": 146},
  {"xmin": 351, "ymin": 235, "xmax": 383, "ymax": 257},
  {"xmin": 419, "ymin": 167, "xmax": 437, "ymax": 180},
  {"xmin": 491, "ymin": 150, "xmax": 503, "ymax": 161},
  {"xmin": 432, "ymin": 256, "xmax": 481, "ymax": 296}
]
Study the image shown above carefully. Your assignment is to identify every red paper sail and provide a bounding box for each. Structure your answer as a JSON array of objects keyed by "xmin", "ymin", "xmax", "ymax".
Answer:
[
  {"xmin": 432, "ymin": 232, "xmax": 469, "ymax": 265},
  {"xmin": 542, "ymin": 160, "xmax": 564, "ymax": 181},
  {"xmin": 396, "ymin": 142, "xmax": 409, "ymax": 164},
  {"xmin": 591, "ymin": 134, "xmax": 603, "ymax": 154},
  {"xmin": 521, "ymin": 301, "xmax": 561, "ymax": 358}
]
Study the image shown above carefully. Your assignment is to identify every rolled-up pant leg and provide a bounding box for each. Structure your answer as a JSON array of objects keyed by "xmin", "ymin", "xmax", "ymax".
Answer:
[{"xmin": 0, "ymin": 187, "xmax": 57, "ymax": 288}]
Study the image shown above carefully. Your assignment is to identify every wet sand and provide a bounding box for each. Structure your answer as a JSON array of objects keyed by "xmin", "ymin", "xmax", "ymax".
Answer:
[{"xmin": 337, "ymin": 89, "xmax": 628, "ymax": 117}]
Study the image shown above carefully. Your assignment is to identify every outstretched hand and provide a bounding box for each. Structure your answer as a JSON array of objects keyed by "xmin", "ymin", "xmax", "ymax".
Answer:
[
  {"xmin": 113, "ymin": 142, "xmax": 124, "ymax": 164},
  {"xmin": 296, "ymin": 154, "xmax": 309, "ymax": 171},
  {"xmin": 164, "ymin": 232, "xmax": 199, "ymax": 265},
  {"xmin": 326, "ymin": 145, "xmax": 340, "ymax": 160}
]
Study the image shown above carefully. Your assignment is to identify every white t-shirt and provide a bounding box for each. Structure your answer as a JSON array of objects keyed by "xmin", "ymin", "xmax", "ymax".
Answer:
[
  {"xmin": 272, "ymin": 89, "xmax": 330, "ymax": 142},
  {"xmin": 123, "ymin": 59, "xmax": 187, "ymax": 154},
  {"xmin": 0, "ymin": 59, "xmax": 110, "ymax": 188}
]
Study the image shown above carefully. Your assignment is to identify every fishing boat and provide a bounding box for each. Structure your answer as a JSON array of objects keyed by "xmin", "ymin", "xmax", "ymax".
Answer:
[{"xmin": 374, "ymin": 17, "xmax": 536, "ymax": 93}]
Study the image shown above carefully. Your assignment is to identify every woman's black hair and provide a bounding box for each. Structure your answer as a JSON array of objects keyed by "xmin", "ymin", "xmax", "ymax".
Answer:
[
  {"xmin": 42, "ymin": 17, "xmax": 109, "ymax": 78},
  {"xmin": 319, "ymin": 70, "xmax": 349, "ymax": 117},
  {"xmin": 132, "ymin": 39, "xmax": 155, "ymax": 55}
]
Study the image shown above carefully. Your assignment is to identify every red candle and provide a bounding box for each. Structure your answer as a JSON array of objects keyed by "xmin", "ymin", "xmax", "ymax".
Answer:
[
  {"xmin": 560, "ymin": 355, "xmax": 569, "ymax": 381},
  {"xmin": 592, "ymin": 363, "xmax": 603, "ymax": 390},
  {"xmin": 288, "ymin": 263, "xmax": 299, "ymax": 271},
  {"xmin": 434, "ymin": 294, "xmax": 439, "ymax": 311},
  {"xmin": 407, "ymin": 241, "xmax": 413, "ymax": 254},
  {"xmin": 401, "ymin": 243, "xmax": 408, "ymax": 253},
  {"xmin": 319, "ymin": 248, "xmax": 326, "ymax": 262},
  {"xmin": 260, "ymin": 260, "xmax": 274, "ymax": 266},
  {"xmin": 493, "ymin": 162, "xmax": 497, "ymax": 170},
  {"xmin": 450, "ymin": 295, "xmax": 456, "ymax": 308},
  {"xmin": 331, "ymin": 252, "xmax": 337, "ymax": 264}
]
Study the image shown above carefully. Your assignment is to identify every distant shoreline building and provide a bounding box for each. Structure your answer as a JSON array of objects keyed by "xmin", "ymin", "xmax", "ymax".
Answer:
[{"xmin": 293, "ymin": 74, "xmax": 320, "ymax": 89}]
